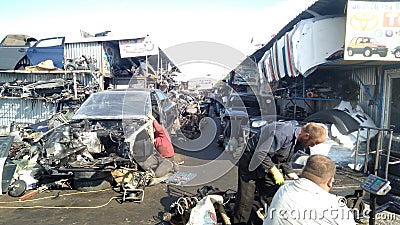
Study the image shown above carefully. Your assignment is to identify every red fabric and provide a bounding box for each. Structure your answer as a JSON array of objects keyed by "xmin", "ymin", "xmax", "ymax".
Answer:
[{"xmin": 153, "ymin": 119, "xmax": 174, "ymax": 158}]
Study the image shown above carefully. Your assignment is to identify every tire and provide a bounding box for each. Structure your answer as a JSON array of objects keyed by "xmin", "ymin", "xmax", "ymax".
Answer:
[
  {"xmin": 376, "ymin": 193, "xmax": 400, "ymax": 214},
  {"xmin": 347, "ymin": 48, "xmax": 354, "ymax": 56},
  {"xmin": 363, "ymin": 48, "xmax": 372, "ymax": 57},
  {"xmin": 73, "ymin": 171, "xmax": 112, "ymax": 192},
  {"xmin": 8, "ymin": 180, "xmax": 27, "ymax": 197},
  {"xmin": 394, "ymin": 50, "xmax": 400, "ymax": 58},
  {"xmin": 379, "ymin": 52, "xmax": 387, "ymax": 57},
  {"xmin": 65, "ymin": 63, "xmax": 77, "ymax": 71}
]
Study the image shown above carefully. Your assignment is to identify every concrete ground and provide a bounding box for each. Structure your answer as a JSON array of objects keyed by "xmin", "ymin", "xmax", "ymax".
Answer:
[{"xmin": 0, "ymin": 117, "xmax": 399, "ymax": 225}]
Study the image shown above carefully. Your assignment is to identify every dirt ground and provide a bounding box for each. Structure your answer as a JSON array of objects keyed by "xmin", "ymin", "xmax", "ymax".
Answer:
[
  {"xmin": 0, "ymin": 160, "xmax": 238, "ymax": 225},
  {"xmin": 0, "ymin": 117, "xmax": 399, "ymax": 225}
]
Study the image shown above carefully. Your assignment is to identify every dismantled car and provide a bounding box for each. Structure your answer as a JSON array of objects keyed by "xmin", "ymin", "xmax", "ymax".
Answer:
[
  {"xmin": 218, "ymin": 92, "xmax": 276, "ymax": 148},
  {"xmin": 30, "ymin": 88, "xmax": 178, "ymax": 190},
  {"xmin": 0, "ymin": 34, "xmax": 37, "ymax": 70}
]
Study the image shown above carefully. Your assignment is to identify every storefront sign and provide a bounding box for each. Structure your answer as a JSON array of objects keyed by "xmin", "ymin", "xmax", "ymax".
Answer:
[
  {"xmin": 345, "ymin": 1, "xmax": 400, "ymax": 61},
  {"xmin": 119, "ymin": 36, "xmax": 159, "ymax": 58}
]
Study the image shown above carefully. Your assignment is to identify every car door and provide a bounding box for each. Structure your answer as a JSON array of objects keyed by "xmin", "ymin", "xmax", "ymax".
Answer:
[
  {"xmin": 152, "ymin": 89, "xmax": 178, "ymax": 131},
  {"xmin": 26, "ymin": 37, "xmax": 65, "ymax": 69},
  {"xmin": 0, "ymin": 35, "xmax": 35, "ymax": 69}
]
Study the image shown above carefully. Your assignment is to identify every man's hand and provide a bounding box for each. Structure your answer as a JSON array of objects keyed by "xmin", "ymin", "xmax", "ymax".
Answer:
[
  {"xmin": 270, "ymin": 166, "xmax": 285, "ymax": 185},
  {"xmin": 286, "ymin": 172, "xmax": 299, "ymax": 180}
]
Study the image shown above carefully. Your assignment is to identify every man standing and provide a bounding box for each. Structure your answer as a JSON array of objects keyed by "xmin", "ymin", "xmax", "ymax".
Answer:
[
  {"xmin": 264, "ymin": 154, "xmax": 356, "ymax": 225},
  {"xmin": 233, "ymin": 122, "xmax": 327, "ymax": 225}
]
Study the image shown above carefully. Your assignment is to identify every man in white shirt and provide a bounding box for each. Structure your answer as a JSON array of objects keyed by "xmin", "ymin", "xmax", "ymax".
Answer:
[{"xmin": 263, "ymin": 154, "xmax": 356, "ymax": 225}]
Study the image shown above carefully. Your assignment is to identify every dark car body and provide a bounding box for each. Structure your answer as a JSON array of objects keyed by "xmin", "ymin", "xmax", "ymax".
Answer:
[
  {"xmin": 218, "ymin": 92, "xmax": 276, "ymax": 147},
  {"xmin": 346, "ymin": 37, "xmax": 388, "ymax": 57},
  {"xmin": 0, "ymin": 34, "xmax": 37, "ymax": 70},
  {"xmin": 33, "ymin": 89, "xmax": 178, "ymax": 175}
]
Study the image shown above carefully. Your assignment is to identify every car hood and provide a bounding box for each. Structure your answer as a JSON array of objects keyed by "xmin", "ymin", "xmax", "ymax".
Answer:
[{"xmin": 303, "ymin": 109, "xmax": 360, "ymax": 135}]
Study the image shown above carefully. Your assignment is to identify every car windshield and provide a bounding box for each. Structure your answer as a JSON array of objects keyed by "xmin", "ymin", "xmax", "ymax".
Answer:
[{"xmin": 72, "ymin": 91, "xmax": 151, "ymax": 119}]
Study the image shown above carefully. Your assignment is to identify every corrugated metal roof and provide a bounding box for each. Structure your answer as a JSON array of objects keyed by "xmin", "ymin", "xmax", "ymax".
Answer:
[{"xmin": 65, "ymin": 34, "xmax": 147, "ymax": 44}]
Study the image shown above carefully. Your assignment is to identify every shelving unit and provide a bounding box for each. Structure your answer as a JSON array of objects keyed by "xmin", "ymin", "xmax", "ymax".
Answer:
[
  {"xmin": 0, "ymin": 70, "xmax": 101, "ymax": 127},
  {"xmin": 274, "ymin": 76, "xmax": 343, "ymax": 120}
]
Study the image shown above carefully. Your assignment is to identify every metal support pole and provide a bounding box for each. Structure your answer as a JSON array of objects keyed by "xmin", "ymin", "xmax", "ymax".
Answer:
[
  {"xmin": 385, "ymin": 129, "xmax": 393, "ymax": 180},
  {"xmin": 369, "ymin": 194, "xmax": 376, "ymax": 225},
  {"xmin": 73, "ymin": 72, "xmax": 78, "ymax": 99},
  {"xmin": 364, "ymin": 128, "xmax": 371, "ymax": 173},
  {"xmin": 374, "ymin": 131, "xmax": 382, "ymax": 176},
  {"xmin": 355, "ymin": 127, "xmax": 361, "ymax": 171}
]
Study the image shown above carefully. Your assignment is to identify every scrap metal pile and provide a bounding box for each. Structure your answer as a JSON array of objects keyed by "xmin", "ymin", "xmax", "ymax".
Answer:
[
  {"xmin": 0, "ymin": 86, "xmax": 213, "ymax": 203},
  {"xmin": 0, "ymin": 77, "xmax": 100, "ymax": 103},
  {"xmin": 162, "ymin": 185, "xmax": 237, "ymax": 225},
  {"xmin": 168, "ymin": 90, "xmax": 211, "ymax": 139}
]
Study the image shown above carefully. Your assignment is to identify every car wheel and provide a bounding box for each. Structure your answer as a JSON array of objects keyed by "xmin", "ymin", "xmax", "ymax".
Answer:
[
  {"xmin": 73, "ymin": 171, "xmax": 113, "ymax": 192},
  {"xmin": 394, "ymin": 50, "xmax": 400, "ymax": 58},
  {"xmin": 8, "ymin": 180, "xmax": 27, "ymax": 197},
  {"xmin": 15, "ymin": 56, "xmax": 31, "ymax": 70},
  {"xmin": 65, "ymin": 63, "xmax": 77, "ymax": 71},
  {"xmin": 347, "ymin": 48, "xmax": 354, "ymax": 56},
  {"xmin": 363, "ymin": 48, "xmax": 372, "ymax": 57}
]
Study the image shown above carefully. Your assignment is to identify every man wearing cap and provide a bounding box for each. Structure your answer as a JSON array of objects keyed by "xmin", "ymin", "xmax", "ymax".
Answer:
[
  {"xmin": 264, "ymin": 154, "xmax": 356, "ymax": 225},
  {"xmin": 233, "ymin": 122, "xmax": 327, "ymax": 225}
]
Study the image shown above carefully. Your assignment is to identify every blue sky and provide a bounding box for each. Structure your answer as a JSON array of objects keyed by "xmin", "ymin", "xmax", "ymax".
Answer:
[
  {"xmin": 1, "ymin": 0, "xmax": 316, "ymax": 79},
  {"xmin": 0, "ymin": 0, "xmax": 315, "ymax": 53}
]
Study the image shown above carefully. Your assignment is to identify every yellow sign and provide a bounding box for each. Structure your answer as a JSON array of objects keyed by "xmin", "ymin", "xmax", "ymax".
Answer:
[{"xmin": 345, "ymin": 1, "xmax": 400, "ymax": 61}]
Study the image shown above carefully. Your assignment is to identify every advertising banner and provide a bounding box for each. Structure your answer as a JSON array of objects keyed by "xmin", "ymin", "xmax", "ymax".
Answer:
[
  {"xmin": 345, "ymin": 1, "xmax": 400, "ymax": 61},
  {"xmin": 119, "ymin": 36, "xmax": 159, "ymax": 58}
]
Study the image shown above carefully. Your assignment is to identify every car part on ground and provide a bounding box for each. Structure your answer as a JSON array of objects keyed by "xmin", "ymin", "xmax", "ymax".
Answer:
[
  {"xmin": 162, "ymin": 185, "xmax": 236, "ymax": 224},
  {"xmin": 7, "ymin": 179, "xmax": 27, "ymax": 197},
  {"xmin": 73, "ymin": 171, "xmax": 113, "ymax": 191}
]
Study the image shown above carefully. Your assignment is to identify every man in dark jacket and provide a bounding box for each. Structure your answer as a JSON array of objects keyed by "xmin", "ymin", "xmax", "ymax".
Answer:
[{"xmin": 233, "ymin": 121, "xmax": 327, "ymax": 225}]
